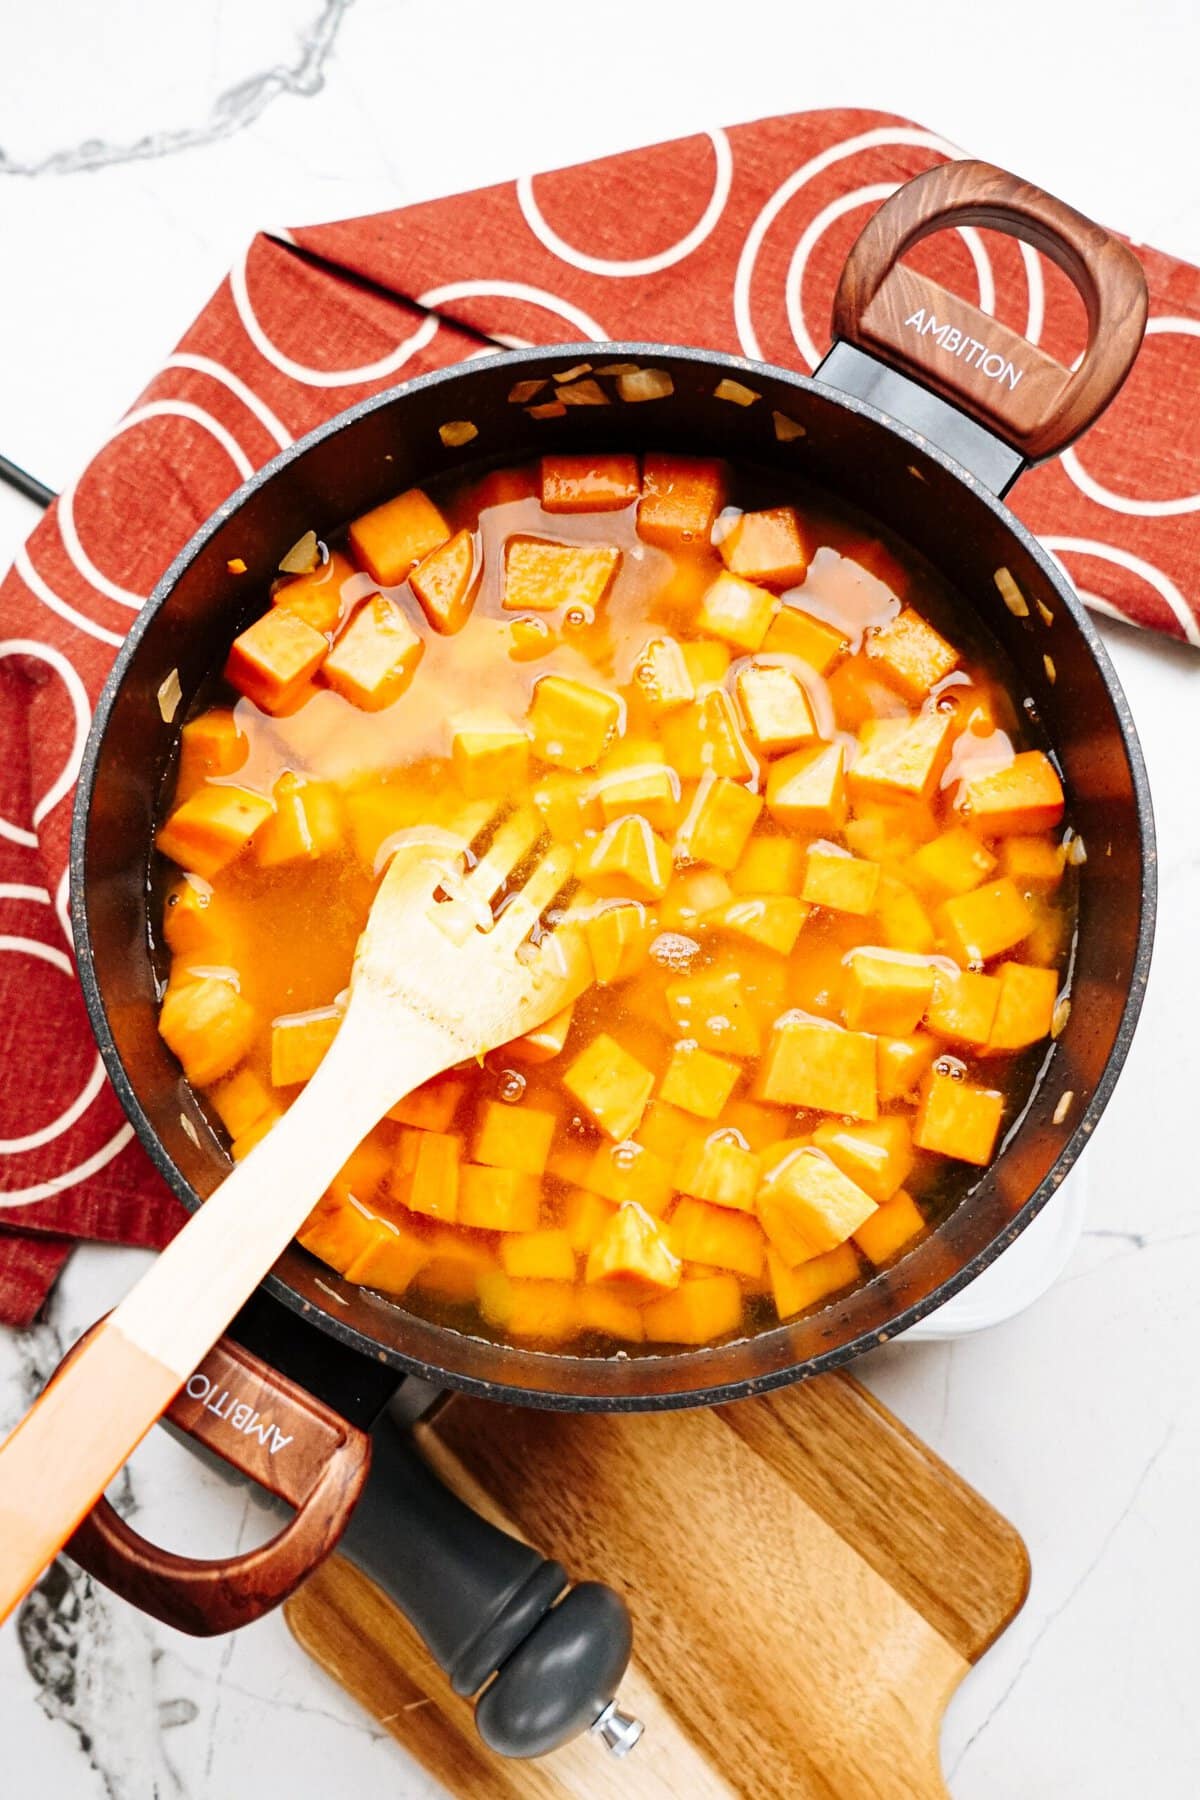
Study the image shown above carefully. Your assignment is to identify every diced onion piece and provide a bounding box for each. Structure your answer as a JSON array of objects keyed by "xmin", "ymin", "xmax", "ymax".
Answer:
[
  {"xmin": 179, "ymin": 1111, "xmax": 200, "ymax": 1148},
  {"xmin": 1052, "ymin": 1089, "xmax": 1074, "ymax": 1125},
  {"xmin": 439, "ymin": 419, "xmax": 478, "ymax": 448},
  {"xmin": 994, "ymin": 567, "xmax": 1029, "ymax": 617},
  {"xmin": 616, "ymin": 368, "xmax": 673, "ymax": 403},
  {"xmin": 773, "ymin": 410, "xmax": 806, "ymax": 441},
  {"xmin": 596, "ymin": 361, "xmax": 641, "ymax": 376},
  {"xmin": 1035, "ymin": 597, "xmax": 1055, "ymax": 626},
  {"xmin": 157, "ymin": 667, "xmax": 182, "ymax": 723},
  {"xmin": 1065, "ymin": 832, "xmax": 1088, "ymax": 867},
  {"xmin": 714, "ymin": 378, "xmax": 759, "ymax": 406},
  {"xmin": 508, "ymin": 378, "xmax": 546, "ymax": 404},
  {"xmin": 556, "ymin": 380, "xmax": 608, "ymax": 406},
  {"xmin": 553, "ymin": 362, "xmax": 592, "ymax": 384},
  {"xmin": 279, "ymin": 529, "xmax": 320, "ymax": 575},
  {"xmin": 1043, "ymin": 653, "xmax": 1057, "ymax": 684},
  {"xmin": 226, "ymin": 556, "xmax": 247, "ymax": 575},
  {"xmin": 528, "ymin": 401, "xmax": 567, "ymax": 420},
  {"xmin": 1051, "ymin": 995, "xmax": 1072, "ymax": 1038}
]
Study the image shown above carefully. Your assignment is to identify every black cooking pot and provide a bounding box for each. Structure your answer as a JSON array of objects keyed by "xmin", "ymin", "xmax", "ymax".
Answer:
[{"xmin": 63, "ymin": 161, "xmax": 1154, "ymax": 1749}]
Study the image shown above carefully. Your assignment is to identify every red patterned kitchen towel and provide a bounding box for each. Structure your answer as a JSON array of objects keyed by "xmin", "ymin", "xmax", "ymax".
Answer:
[{"xmin": 0, "ymin": 106, "xmax": 1195, "ymax": 1325}]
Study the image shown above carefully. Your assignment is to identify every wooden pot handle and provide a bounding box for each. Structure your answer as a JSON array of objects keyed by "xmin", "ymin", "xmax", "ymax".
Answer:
[
  {"xmin": 831, "ymin": 158, "xmax": 1148, "ymax": 463},
  {"xmin": 61, "ymin": 1324, "xmax": 370, "ymax": 1636}
]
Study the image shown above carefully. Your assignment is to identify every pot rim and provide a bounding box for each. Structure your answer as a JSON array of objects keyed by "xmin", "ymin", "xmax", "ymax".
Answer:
[{"xmin": 70, "ymin": 339, "xmax": 1157, "ymax": 1411}]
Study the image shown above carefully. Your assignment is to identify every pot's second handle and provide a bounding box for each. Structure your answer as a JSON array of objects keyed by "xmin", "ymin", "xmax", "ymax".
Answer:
[
  {"xmin": 832, "ymin": 157, "xmax": 1148, "ymax": 463},
  {"xmin": 64, "ymin": 1328, "xmax": 370, "ymax": 1636}
]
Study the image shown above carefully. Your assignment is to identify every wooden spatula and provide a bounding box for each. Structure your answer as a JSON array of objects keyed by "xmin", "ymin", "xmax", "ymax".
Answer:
[{"xmin": 0, "ymin": 806, "xmax": 589, "ymax": 1626}]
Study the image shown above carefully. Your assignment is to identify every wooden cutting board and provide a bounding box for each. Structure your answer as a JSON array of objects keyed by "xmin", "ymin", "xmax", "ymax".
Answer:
[{"xmin": 284, "ymin": 1371, "xmax": 1028, "ymax": 1799}]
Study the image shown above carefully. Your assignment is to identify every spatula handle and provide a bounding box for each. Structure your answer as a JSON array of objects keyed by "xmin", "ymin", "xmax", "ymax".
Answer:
[{"xmin": 0, "ymin": 1010, "xmax": 454, "ymax": 1627}]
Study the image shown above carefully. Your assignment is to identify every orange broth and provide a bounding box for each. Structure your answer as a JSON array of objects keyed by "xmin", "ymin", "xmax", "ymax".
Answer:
[{"xmin": 153, "ymin": 453, "xmax": 1075, "ymax": 1353}]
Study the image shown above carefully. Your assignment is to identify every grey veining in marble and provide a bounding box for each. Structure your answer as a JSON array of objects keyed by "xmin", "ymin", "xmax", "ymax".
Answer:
[{"xmin": 0, "ymin": 0, "xmax": 355, "ymax": 179}]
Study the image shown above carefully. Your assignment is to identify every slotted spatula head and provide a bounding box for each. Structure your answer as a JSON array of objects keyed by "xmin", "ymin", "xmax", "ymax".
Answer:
[{"xmin": 349, "ymin": 803, "xmax": 593, "ymax": 1070}]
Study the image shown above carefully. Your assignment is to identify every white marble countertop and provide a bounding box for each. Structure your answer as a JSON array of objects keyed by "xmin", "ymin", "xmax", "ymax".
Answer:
[{"xmin": 1, "ymin": 2, "xmax": 1198, "ymax": 1794}]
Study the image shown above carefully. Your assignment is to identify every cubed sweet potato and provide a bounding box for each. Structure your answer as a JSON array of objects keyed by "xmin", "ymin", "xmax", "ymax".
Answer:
[
  {"xmin": 394, "ymin": 1128, "xmax": 461, "ymax": 1222},
  {"xmin": 562, "ymin": 1032, "xmax": 655, "ymax": 1140},
  {"xmin": 503, "ymin": 539, "xmax": 620, "ymax": 613},
  {"xmin": 1000, "ymin": 835, "xmax": 1066, "ymax": 889},
  {"xmin": 757, "ymin": 1016, "xmax": 878, "ymax": 1119},
  {"xmin": 876, "ymin": 1031, "xmax": 939, "ymax": 1103},
  {"xmin": 865, "ymin": 606, "xmax": 958, "ymax": 700},
  {"xmin": 762, "ymin": 605, "xmax": 848, "ymax": 673},
  {"xmin": 500, "ymin": 1229, "xmax": 577, "ymax": 1282},
  {"xmin": 387, "ymin": 1073, "xmax": 466, "ymax": 1132},
  {"xmin": 270, "ymin": 1006, "xmax": 341, "ymax": 1087},
  {"xmin": 176, "ymin": 709, "xmax": 248, "ymax": 799},
  {"xmin": 666, "ymin": 967, "xmax": 762, "ymax": 1057},
  {"xmin": 986, "ymin": 961, "xmax": 1059, "ymax": 1052},
  {"xmin": 472, "ymin": 1099, "xmax": 557, "ymax": 1176},
  {"xmin": 810, "ymin": 1117, "xmax": 914, "ymax": 1204},
  {"xmin": 937, "ymin": 878, "xmax": 1034, "ymax": 964},
  {"xmin": 273, "ymin": 549, "xmax": 356, "ymax": 634},
  {"xmin": 802, "ymin": 846, "xmax": 880, "ymax": 916},
  {"xmin": 848, "ymin": 710, "xmax": 954, "ymax": 803},
  {"xmin": 718, "ymin": 507, "xmax": 807, "ymax": 587},
  {"xmin": 210, "ymin": 1067, "xmax": 274, "ymax": 1140},
  {"xmin": 667, "ymin": 1197, "xmax": 765, "ymax": 1277},
  {"xmin": 256, "ymin": 773, "xmax": 342, "ymax": 867},
  {"xmin": 676, "ymin": 772, "xmax": 763, "ymax": 871},
  {"xmin": 637, "ymin": 455, "xmax": 725, "ymax": 549},
  {"xmin": 641, "ymin": 1273, "xmax": 742, "ymax": 1343},
  {"xmin": 591, "ymin": 740, "xmax": 680, "ymax": 831},
  {"xmin": 674, "ymin": 1134, "xmax": 761, "ymax": 1213},
  {"xmin": 157, "ymin": 785, "xmax": 274, "ymax": 879},
  {"xmin": 729, "ymin": 834, "xmax": 807, "ymax": 895},
  {"xmin": 582, "ymin": 900, "xmax": 652, "ymax": 984},
  {"xmin": 764, "ymin": 743, "xmax": 846, "ymax": 833},
  {"xmin": 659, "ymin": 1041, "xmax": 741, "ymax": 1119},
  {"xmin": 349, "ymin": 487, "xmax": 450, "ymax": 586},
  {"xmin": 159, "ymin": 974, "xmax": 257, "ymax": 1087},
  {"xmin": 853, "ymin": 1190, "xmax": 925, "ymax": 1264},
  {"xmin": 541, "ymin": 453, "xmax": 640, "ymax": 512},
  {"xmin": 410, "ymin": 529, "xmax": 478, "ymax": 634},
  {"xmin": 925, "ymin": 967, "xmax": 1002, "ymax": 1047},
  {"xmin": 757, "ymin": 1147, "xmax": 877, "ymax": 1260},
  {"xmin": 697, "ymin": 571, "xmax": 779, "ymax": 652},
  {"xmin": 873, "ymin": 874, "xmax": 936, "ymax": 955},
  {"xmin": 508, "ymin": 1001, "xmax": 575, "ymax": 1064},
  {"xmin": 450, "ymin": 710, "xmax": 530, "ymax": 797},
  {"xmin": 908, "ymin": 828, "xmax": 997, "ymax": 898},
  {"xmin": 633, "ymin": 636, "xmax": 694, "ymax": 715},
  {"xmin": 660, "ymin": 690, "xmax": 753, "ymax": 782},
  {"xmin": 959, "ymin": 750, "xmax": 1064, "ymax": 836},
  {"xmin": 559, "ymin": 1186, "xmax": 618, "ymax": 1255},
  {"xmin": 582, "ymin": 1139, "xmax": 674, "ymax": 1213},
  {"xmin": 843, "ymin": 951, "xmax": 935, "ymax": 1036},
  {"xmin": 585, "ymin": 1202, "xmax": 681, "ymax": 1295},
  {"xmin": 456, "ymin": 1164, "xmax": 541, "ymax": 1231},
  {"xmin": 577, "ymin": 815, "xmax": 673, "ymax": 900},
  {"xmin": 323, "ymin": 595, "xmax": 424, "ymax": 710},
  {"xmin": 914, "ymin": 1070, "xmax": 1004, "ymax": 1164},
  {"xmin": 299, "ymin": 1193, "xmax": 390, "ymax": 1275},
  {"xmin": 767, "ymin": 1243, "xmax": 860, "ymax": 1319},
  {"xmin": 226, "ymin": 609, "xmax": 329, "ymax": 714},
  {"xmin": 735, "ymin": 663, "xmax": 817, "ymax": 755},
  {"xmin": 345, "ymin": 1219, "xmax": 430, "ymax": 1296},
  {"xmin": 705, "ymin": 894, "xmax": 809, "ymax": 956},
  {"xmin": 528, "ymin": 675, "xmax": 621, "ymax": 769}
]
